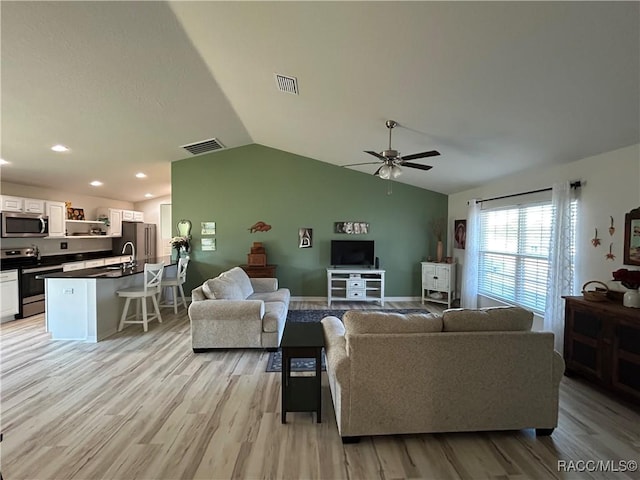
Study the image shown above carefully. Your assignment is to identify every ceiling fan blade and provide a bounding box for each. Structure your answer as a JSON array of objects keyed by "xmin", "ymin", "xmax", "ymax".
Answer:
[
  {"xmin": 342, "ymin": 161, "xmax": 383, "ymax": 167},
  {"xmin": 373, "ymin": 166, "xmax": 383, "ymax": 176},
  {"xmin": 402, "ymin": 162, "xmax": 433, "ymax": 171},
  {"xmin": 400, "ymin": 150, "xmax": 441, "ymax": 161},
  {"xmin": 364, "ymin": 150, "xmax": 386, "ymax": 160}
]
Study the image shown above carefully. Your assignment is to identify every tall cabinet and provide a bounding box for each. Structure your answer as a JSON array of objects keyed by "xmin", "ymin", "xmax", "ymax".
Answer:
[{"xmin": 421, "ymin": 262, "xmax": 456, "ymax": 309}]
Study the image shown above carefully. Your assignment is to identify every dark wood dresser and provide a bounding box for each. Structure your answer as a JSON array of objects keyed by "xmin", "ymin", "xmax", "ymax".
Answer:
[
  {"xmin": 240, "ymin": 264, "xmax": 277, "ymax": 278},
  {"xmin": 563, "ymin": 296, "xmax": 640, "ymax": 403}
]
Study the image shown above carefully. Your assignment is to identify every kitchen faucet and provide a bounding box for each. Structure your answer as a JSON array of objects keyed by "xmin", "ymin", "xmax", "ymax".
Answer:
[{"xmin": 122, "ymin": 241, "xmax": 136, "ymax": 267}]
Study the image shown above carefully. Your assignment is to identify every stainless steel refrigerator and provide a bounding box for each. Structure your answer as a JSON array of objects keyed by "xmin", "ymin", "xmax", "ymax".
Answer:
[{"xmin": 112, "ymin": 222, "xmax": 156, "ymax": 262}]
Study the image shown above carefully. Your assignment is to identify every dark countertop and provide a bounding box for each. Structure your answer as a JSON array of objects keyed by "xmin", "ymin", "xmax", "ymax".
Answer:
[
  {"xmin": 1, "ymin": 250, "xmax": 116, "ymax": 271},
  {"xmin": 38, "ymin": 256, "xmax": 177, "ymax": 279}
]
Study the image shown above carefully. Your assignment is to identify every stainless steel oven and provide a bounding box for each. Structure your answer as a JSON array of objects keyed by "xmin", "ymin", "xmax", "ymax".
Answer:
[
  {"xmin": 1, "ymin": 212, "xmax": 49, "ymax": 238},
  {"xmin": 20, "ymin": 264, "xmax": 63, "ymax": 317}
]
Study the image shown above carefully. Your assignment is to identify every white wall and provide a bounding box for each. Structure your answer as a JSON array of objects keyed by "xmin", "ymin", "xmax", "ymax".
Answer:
[
  {"xmin": 448, "ymin": 143, "xmax": 640, "ymax": 328},
  {"xmin": 133, "ymin": 195, "xmax": 172, "ymax": 257}
]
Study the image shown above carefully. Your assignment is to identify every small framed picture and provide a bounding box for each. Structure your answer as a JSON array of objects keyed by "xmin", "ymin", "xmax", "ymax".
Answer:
[
  {"xmin": 201, "ymin": 222, "xmax": 216, "ymax": 235},
  {"xmin": 454, "ymin": 219, "xmax": 466, "ymax": 249},
  {"xmin": 299, "ymin": 228, "xmax": 312, "ymax": 248},
  {"xmin": 201, "ymin": 238, "xmax": 216, "ymax": 251},
  {"xmin": 335, "ymin": 221, "xmax": 369, "ymax": 234},
  {"xmin": 67, "ymin": 207, "xmax": 85, "ymax": 220}
]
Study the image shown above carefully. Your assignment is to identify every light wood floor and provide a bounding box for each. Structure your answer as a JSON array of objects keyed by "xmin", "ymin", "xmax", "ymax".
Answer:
[{"xmin": 1, "ymin": 301, "xmax": 639, "ymax": 480}]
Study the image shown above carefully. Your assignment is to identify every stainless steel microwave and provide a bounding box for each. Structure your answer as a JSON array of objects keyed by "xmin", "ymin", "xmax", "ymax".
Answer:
[{"xmin": 1, "ymin": 212, "xmax": 49, "ymax": 237}]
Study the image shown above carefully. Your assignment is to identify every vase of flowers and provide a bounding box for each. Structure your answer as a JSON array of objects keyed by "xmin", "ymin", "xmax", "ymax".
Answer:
[
  {"xmin": 170, "ymin": 236, "xmax": 190, "ymax": 259},
  {"xmin": 612, "ymin": 269, "xmax": 640, "ymax": 308},
  {"xmin": 429, "ymin": 217, "xmax": 445, "ymax": 262}
]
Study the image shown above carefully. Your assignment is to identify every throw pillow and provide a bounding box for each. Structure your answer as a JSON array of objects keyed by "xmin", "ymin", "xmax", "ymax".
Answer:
[
  {"xmin": 442, "ymin": 306, "xmax": 533, "ymax": 332},
  {"xmin": 206, "ymin": 276, "xmax": 244, "ymax": 300},
  {"xmin": 222, "ymin": 267, "xmax": 254, "ymax": 298},
  {"xmin": 343, "ymin": 310, "xmax": 443, "ymax": 334},
  {"xmin": 202, "ymin": 279, "xmax": 217, "ymax": 299}
]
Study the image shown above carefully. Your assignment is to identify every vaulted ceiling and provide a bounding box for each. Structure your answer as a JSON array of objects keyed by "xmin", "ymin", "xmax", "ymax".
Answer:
[{"xmin": 2, "ymin": 1, "xmax": 638, "ymax": 202}]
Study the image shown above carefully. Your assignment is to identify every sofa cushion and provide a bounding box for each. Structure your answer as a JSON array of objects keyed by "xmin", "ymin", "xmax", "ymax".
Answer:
[
  {"xmin": 442, "ymin": 306, "xmax": 533, "ymax": 332},
  {"xmin": 221, "ymin": 267, "xmax": 254, "ymax": 298},
  {"xmin": 203, "ymin": 276, "xmax": 244, "ymax": 300},
  {"xmin": 343, "ymin": 310, "xmax": 443, "ymax": 334},
  {"xmin": 249, "ymin": 289, "xmax": 290, "ymax": 305}
]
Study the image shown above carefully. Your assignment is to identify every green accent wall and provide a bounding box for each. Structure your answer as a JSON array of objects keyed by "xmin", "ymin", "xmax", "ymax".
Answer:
[{"xmin": 172, "ymin": 144, "xmax": 448, "ymax": 297}]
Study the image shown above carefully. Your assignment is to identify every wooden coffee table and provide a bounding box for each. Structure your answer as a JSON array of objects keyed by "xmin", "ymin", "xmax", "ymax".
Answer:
[{"xmin": 280, "ymin": 322, "xmax": 325, "ymax": 423}]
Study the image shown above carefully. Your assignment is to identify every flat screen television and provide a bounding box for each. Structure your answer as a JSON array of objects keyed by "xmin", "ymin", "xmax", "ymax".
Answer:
[{"xmin": 331, "ymin": 240, "xmax": 375, "ymax": 267}]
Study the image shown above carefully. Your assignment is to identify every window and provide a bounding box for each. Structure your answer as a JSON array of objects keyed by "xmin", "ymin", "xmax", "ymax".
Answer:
[{"xmin": 478, "ymin": 200, "xmax": 576, "ymax": 314}]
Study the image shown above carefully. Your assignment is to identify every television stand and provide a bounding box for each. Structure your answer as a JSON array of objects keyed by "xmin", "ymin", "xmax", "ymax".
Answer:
[{"xmin": 326, "ymin": 268, "xmax": 385, "ymax": 307}]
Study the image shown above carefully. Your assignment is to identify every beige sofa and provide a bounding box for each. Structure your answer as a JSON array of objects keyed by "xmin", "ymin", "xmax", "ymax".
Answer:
[
  {"xmin": 189, "ymin": 266, "xmax": 290, "ymax": 350},
  {"xmin": 321, "ymin": 307, "xmax": 564, "ymax": 442}
]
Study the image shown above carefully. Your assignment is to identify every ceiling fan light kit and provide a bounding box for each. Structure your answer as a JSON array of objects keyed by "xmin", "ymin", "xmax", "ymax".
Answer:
[{"xmin": 342, "ymin": 119, "xmax": 441, "ymax": 180}]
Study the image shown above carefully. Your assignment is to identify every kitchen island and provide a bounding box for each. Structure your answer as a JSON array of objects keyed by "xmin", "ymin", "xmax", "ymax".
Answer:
[{"xmin": 41, "ymin": 256, "xmax": 177, "ymax": 342}]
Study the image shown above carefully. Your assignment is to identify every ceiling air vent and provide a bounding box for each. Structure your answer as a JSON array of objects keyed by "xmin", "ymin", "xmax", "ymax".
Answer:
[
  {"xmin": 275, "ymin": 74, "xmax": 299, "ymax": 95},
  {"xmin": 181, "ymin": 138, "xmax": 225, "ymax": 156}
]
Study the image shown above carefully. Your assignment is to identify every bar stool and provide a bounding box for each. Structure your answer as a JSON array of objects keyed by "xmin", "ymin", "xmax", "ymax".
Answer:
[
  {"xmin": 160, "ymin": 257, "xmax": 189, "ymax": 314},
  {"xmin": 117, "ymin": 262, "xmax": 165, "ymax": 332}
]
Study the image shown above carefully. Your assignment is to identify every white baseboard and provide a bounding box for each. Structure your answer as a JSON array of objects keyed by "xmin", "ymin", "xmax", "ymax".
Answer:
[{"xmin": 290, "ymin": 296, "xmax": 422, "ymax": 303}]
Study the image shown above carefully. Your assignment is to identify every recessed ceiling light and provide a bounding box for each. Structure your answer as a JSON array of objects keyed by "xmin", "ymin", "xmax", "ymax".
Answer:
[
  {"xmin": 144, "ymin": 193, "xmax": 153, "ymax": 198},
  {"xmin": 90, "ymin": 180, "xmax": 103, "ymax": 187},
  {"xmin": 136, "ymin": 172, "xmax": 147, "ymax": 178},
  {"xmin": 51, "ymin": 144, "xmax": 70, "ymax": 152},
  {"xmin": 0, "ymin": 159, "xmax": 9, "ymax": 165}
]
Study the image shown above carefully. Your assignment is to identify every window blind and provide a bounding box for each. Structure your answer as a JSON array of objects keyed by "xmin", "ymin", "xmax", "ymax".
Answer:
[{"xmin": 478, "ymin": 202, "xmax": 553, "ymax": 314}]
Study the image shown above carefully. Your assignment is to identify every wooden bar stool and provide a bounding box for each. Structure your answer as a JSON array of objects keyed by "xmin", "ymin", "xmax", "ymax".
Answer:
[
  {"xmin": 160, "ymin": 257, "xmax": 189, "ymax": 314},
  {"xmin": 117, "ymin": 263, "xmax": 164, "ymax": 332}
]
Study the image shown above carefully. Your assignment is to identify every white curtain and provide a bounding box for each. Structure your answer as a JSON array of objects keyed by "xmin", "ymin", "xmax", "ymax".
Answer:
[
  {"xmin": 544, "ymin": 181, "xmax": 576, "ymax": 353},
  {"xmin": 461, "ymin": 199, "xmax": 480, "ymax": 308}
]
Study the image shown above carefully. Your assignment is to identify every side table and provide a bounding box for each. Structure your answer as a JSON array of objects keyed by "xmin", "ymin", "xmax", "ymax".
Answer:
[
  {"xmin": 240, "ymin": 264, "xmax": 277, "ymax": 278},
  {"xmin": 280, "ymin": 322, "xmax": 325, "ymax": 423}
]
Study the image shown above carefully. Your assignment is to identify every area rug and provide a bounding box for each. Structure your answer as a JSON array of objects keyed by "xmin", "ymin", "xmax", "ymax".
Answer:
[
  {"xmin": 266, "ymin": 308, "xmax": 428, "ymax": 372},
  {"xmin": 286, "ymin": 308, "xmax": 427, "ymax": 323}
]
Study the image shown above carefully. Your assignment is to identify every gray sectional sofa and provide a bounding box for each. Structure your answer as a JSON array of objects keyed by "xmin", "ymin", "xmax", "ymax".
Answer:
[
  {"xmin": 189, "ymin": 266, "xmax": 290, "ymax": 350},
  {"xmin": 321, "ymin": 306, "xmax": 564, "ymax": 442}
]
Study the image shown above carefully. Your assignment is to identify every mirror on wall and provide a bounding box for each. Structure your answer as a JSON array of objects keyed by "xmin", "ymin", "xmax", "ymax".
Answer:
[
  {"xmin": 624, "ymin": 207, "xmax": 640, "ymax": 266},
  {"xmin": 177, "ymin": 219, "xmax": 192, "ymax": 238}
]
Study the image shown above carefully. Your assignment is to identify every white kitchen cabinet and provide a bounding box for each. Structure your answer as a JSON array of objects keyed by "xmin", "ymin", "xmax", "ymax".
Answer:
[
  {"xmin": 1, "ymin": 195, "xmax": 46, "ymax": 213},
  {"xmin": 23, "ymin": 198, "xmax": 45, "ymax": 214},
  {"xmin": 103, "ymin": 256, "xmax": 122, "ymax": 266},
  {"xmin": 1, "ymin": 195, "xmax": 24, "ymax": 212},
  {"xmin": 96, "ymin": 208, "xmax": 123, "ymax": 237},
  {"xmin": 421, "ymin": 262, "xmax": 456, "ymax": 308},
  {"xmin": 1, "ymin": 270, "xmax": 19, "ymax": 320},
  {"xmin": 84, "ymin": 259, "xmax": 105, "ymax": 268},
  {"xmin": 63, "ymin": 261, "xmax": 87, "ymax": 272},
  {"xmin": 122, "ymin": 210, "xmax": 144, "ymax": 223},
  {"xmin": 46, "ymin": 201, "xmax": 66, "ymax": 237}
]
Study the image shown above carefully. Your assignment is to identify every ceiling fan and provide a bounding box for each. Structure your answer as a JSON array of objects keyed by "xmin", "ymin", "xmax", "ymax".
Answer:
[{"xmin": 343, "ymin": 120, "xmax": 440, "ymax": 179}]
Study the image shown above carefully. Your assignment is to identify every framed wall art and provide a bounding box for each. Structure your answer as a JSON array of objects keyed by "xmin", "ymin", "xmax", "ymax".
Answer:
[
  {"xmin": 623, "ymin": 207, "xmax": 640, "ymax": 266},
  {"xmin": 299, "ymin": 228, "xmax": 312, "ymax": 248},
  {"xmin": 334, "ymin": 221, "xmax": 369, "ymax": 234}
]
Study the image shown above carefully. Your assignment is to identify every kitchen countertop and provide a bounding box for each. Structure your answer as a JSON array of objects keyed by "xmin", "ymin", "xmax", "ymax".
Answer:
[{"xmin": 38, "ymin": 256, "xmax": 177, "ymax": 279}]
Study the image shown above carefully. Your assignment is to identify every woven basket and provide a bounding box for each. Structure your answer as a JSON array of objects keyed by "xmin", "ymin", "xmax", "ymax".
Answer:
[{"xmin": 582, "ymin": 281, "xmax": 609, "ymax": 302}]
